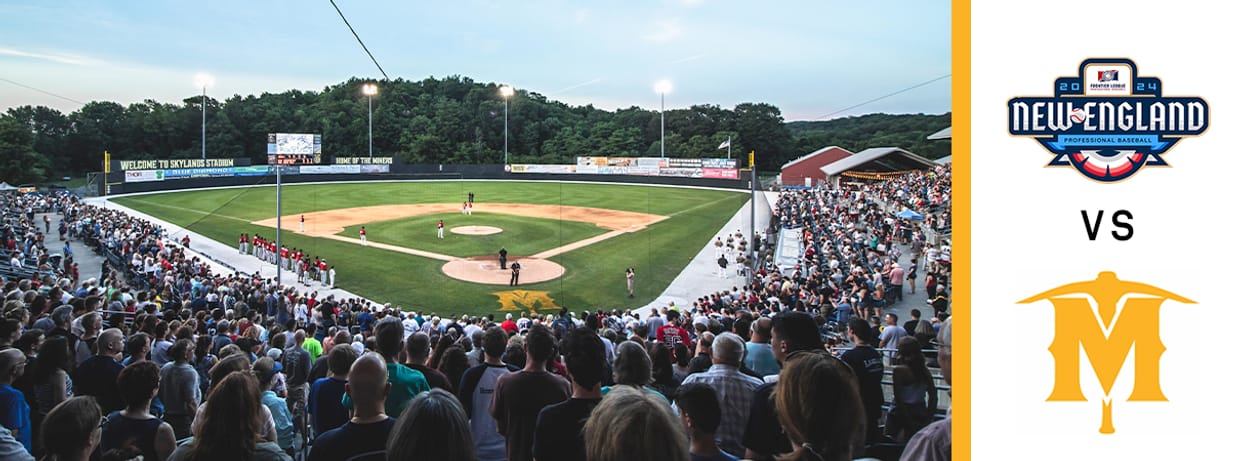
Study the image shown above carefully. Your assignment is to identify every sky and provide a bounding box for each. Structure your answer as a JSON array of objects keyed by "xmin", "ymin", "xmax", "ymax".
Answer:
[{"xmin": 0, "ymin": 0, "xmax": 950, "ymax": 121}]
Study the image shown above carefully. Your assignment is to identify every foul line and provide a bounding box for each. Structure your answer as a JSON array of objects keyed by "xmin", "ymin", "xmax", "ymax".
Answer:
[{"xmin": 320, "ymin": 234, "xmax": 457, "ymax": 261}]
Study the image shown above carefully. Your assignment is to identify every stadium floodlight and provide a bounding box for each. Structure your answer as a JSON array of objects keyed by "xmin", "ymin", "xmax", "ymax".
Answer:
[
  {"xmin": 362, "ymin": 83, "xmax": 378, "ymax": 158},
  {"xmin": 500, "ymin": 85, "xmax": 515, "ymax": 166},
  {"xmin": 654, "ymin": 80, "xmax": 672, "ymax": 159},
  {"xmin": 193, "ymin": 73, "xmax": 215, "ymax": 160}
]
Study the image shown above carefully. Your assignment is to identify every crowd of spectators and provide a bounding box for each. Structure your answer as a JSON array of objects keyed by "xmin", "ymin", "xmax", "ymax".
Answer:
[{"xmin": 0, "ymin": 168, "xmax": 952, "ymax": 461}]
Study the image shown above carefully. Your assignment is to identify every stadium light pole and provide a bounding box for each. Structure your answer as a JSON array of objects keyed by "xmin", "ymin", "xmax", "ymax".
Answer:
[
  {"xmin": 193, "ymin": 73, "xmax": 215, "ymax": 160},
  {"xmin": 362, "ymin": 82, "xmax": 378, "ymax": 158},
  {"xmin": 500, "ymin": 85, "xmax": 514, "ymax": 165},
  {"xmin": 654, "ymin": 80, "xmax": 672, "ymax": 159}
]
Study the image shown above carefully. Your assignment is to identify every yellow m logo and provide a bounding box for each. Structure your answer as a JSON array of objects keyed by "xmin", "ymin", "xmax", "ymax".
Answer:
[
  {"xmin": 493, "ymin": 290, "xmax": 560, "ymax": 315},
  {"xmin": 1019, "ymin": 272, "xmax": 1194, "ymax": 433}
]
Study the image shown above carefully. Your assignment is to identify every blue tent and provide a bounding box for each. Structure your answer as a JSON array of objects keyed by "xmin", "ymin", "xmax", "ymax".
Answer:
[{"xmin": 895, "ymin": 209, "xmax": 924, "ymax": 220}]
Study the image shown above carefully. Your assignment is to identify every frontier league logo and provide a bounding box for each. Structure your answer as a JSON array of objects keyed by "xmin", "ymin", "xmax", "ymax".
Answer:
[{"xmin": 1008, "ymin": 58, "xmax": 1209, "ymax": 182}]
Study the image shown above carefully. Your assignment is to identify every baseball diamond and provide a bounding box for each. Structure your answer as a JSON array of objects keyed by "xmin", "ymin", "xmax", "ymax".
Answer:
[{"xmin": 111, "ymin": 181, "xmax": 749, "ymax": 316}]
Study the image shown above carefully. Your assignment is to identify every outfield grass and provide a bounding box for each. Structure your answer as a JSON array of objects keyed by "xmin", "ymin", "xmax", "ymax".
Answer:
[
  {"xmin": 339, "ymin": 212, "xmax": 609, "ymax": 258},
  {"xmin": 112, "ymin": 181, "xmax": 747, "ymax": 316}
]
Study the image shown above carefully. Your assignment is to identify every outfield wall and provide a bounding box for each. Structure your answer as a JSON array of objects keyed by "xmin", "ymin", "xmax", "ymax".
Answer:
[{"xmin": 106, "ymin": 164, "xmax": 752, "ymax": 195}]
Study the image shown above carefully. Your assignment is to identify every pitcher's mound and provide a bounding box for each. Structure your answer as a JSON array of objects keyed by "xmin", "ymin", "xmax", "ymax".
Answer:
[
  {"xmin": 451, "ymin": 226, "xmax": 503, "ymax": 235},
  {"xmin": 442, "ymin": 257, "xmax": 564, "ymax": 285}
]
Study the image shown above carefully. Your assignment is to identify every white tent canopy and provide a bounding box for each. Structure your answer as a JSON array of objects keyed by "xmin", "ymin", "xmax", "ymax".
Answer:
[{"xmin": 0, "ymin": 182, "xmax": 18, "ymax": 191}]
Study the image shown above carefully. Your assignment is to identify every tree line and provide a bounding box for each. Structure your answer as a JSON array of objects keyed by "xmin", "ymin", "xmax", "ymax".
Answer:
[{"xmin": 0, "ymin": 75, "xmax": 950, "ymax": 184}]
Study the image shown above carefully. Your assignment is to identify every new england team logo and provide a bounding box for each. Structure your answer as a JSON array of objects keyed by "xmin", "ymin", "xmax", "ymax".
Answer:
[{"xmin": 1008, "ymin": 58, "xmax": 1209, "ymax": 182}]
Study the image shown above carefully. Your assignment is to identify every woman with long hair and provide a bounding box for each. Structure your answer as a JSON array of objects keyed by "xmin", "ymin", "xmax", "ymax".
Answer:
[
  {"xmin": 602, "ymin": 341, "xmax": 668, "ymax": 403},
  {"xmin": 168, "ymin": 372, "xmax": 289, "ymax": 461},
  {"xmin": 584, "ymin": 386, "xmax": 688, "ymax": 461},
  {"xmin": 775, "ymin": 352, "xmax": 866, "ymax": 461},
  {"xmin": 31, "ymin": 336, "xmax": 73, "ymax": 436},
  {"xmin": 648, "ymin": 341, "xmax": 678, "ymax": 400},
  {"xmin": 886, "ymin": 336, "xmax": 938, "ymax": 442},
  {"xmin": 39, "ymin": 396, "xmax": 103, "ymax": 461},
  {"xmin": 437, "ymin": 346, "xmax": 470, "ymax": 394},
  {"xmin": 672, "ymin": 343, "xmax": 692, "ymax": 383},
  {"xmin": 386, "ymin": 388, "xmax": 476, "ymax": 461}
]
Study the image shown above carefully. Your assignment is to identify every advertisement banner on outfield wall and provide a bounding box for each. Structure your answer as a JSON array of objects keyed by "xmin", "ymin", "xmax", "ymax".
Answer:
[
  {"xmin": 124, "ymin": 170, "xmax": 164, "ymax": 183},
  {"xmin": 702, "ymin": 158, "xmax": 738, "ymax": 169},
  {"xmin": 575, "ymin": 165, "xmax": 599, "ymax": 174},
  {"xmin": 162, "ymin": 166, "xmax": 272, "ymax": 179},
  {"xmin": 702, "ymin": 168, "xmax": 739, "ymax": 179},
  {"xmin": 359, "ymin": 164, "xmax": 390, "ymax": 174},
  {"xmin": 299, "ymin": 165, "xmax": 361, "ymax": 174},
  {"xmin": 658, "ymin": 168, "xmax": 704, "ymax": 178},
  {"xmin": 665, "ymin": 158, "xmax": 703, "ymax": 168},
  {"xmin": 636, "ymin": 157, "xmax": 662, "ymax": 168}
]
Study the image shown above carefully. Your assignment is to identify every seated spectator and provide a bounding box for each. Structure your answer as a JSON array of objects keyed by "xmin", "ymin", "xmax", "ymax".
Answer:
[
  {"xmin": 584, "ymin": 385, "xmax": 688, "ymax": 461},
  {"xmin": 101, "ymin": 361, "xmax": 176, "ymax": 461},
  {"xmin": 675, "ymin": 383, "xmax": 740, "ymax": 461},
  {"xmin": 533, "ymin": 328, "xmax": 606, "ymax": 461},
  {"xmin": 308, "ymin": 352, "xmax": 395, "ymax": 461},
  {"xmin": 775, "ymin": 352, "xmax": 865, "ymax": 461},
  {"xmin": 171, "ymin": 371, "xmax": 289, "ymax": 460},
  {"xmin": 386, "ymin": 388, "xmax": 475, "ymax": 461},
  {"xmin": 308, "ymin": 345, "xmax": 357, "ymax": 435},
  {"xmin": 39, "ymin": 396, "xmax": 102, "ymax": 461}
]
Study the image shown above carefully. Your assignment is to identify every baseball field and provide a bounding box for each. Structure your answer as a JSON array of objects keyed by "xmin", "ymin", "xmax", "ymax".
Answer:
[{"xmin": 111, "ymin": 181, "xmax": 749, "ymax": 317}]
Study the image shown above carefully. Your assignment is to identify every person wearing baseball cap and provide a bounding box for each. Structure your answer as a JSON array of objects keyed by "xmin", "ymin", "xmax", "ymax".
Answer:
[{"xmin": 253, "ymin": 357, "xmax": 295, "ymax": 454}]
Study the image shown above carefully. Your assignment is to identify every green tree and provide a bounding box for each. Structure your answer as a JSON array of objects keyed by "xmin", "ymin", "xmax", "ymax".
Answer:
[{"xmin": 0, "ymin": 117, "xmax": 51, "ymax": 183}]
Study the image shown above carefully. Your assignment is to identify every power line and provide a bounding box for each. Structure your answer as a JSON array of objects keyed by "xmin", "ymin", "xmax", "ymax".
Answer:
[
  {"xmin": 0, "ymin": 77, "xmax": 87, "ymax": 105},
  {"xmin": 329, "ymin": 0, "xmax": 390, "ymax": 81},
  {"xmin": 815, "ymin": 73, "xmax": 951, "ymax": 120}
]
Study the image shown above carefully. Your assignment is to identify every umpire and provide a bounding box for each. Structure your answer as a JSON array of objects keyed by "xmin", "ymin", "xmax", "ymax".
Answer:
[
  {"xmin": 499, "ymin": 246, "xmax": 508, "ymax": 270},
  {"xmin": 510, "ymin": 261, "xmax": 522, "ymax": 286}
]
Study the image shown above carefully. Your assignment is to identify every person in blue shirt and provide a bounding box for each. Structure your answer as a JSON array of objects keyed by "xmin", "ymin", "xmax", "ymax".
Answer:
[
  {"xmin": 253, "ymin": 357, "xmax": 295, "ymax": 454},
  {"xmin": 0, "ymin": 349, "xmax": 32, "ymax": 453}
]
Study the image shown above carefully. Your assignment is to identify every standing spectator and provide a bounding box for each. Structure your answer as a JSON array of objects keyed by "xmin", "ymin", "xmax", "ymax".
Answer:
[
  {"xmin": 458, "ymin": 327, "xmax": 517, "ymax": 461},
  {"xmin": 281, "ymin": 330, "xmax": 311, "ymax": 441},
  {"xmin": 308, "ymin": 352, "xmax": 394, "ymax": 461},
  {"xmin": 168, "ymin": 372, "xmax": 290, "ymax": 461},
  {"xmin": 675, "ymin": 383, "xmax": 740, "ymax": 461},
  {"xmin": 343, "ymin": 320, "xmax": 429, "ymax": 417},
  {"xmin": 887, "ymin": 337, "xmax": 938, "ymax": 442},
  {"xmin": 490, "ymin": 324, "xmax": 570, "ymax": 461},
  {"xmin": 72, "ymin": 328, "xmax": 126, "ymax": 413},
  {"xmin": 744, "ymin": 317, "xmax": 780, "ymax": 377},
  {"xmin": 0, "ymin": 348, "xmax": 31, "ymax": 453},
  {"xmin": 386, "ymin": 388, "xmax": 476, "ymax": 461},
  {"xmin": 900, "ymin": 317, "xmax": 951, "ymax": 461},
  {"xmin": 301, "ymin": 324, "xmax": 323, "ymax": 363},
  {"xmin": 101, "ymin": 362, "xmax": 176, "ymax": 461},
  {"xmin": 841, "ymin": 317, "xmax": 884, "ymax": 444},
  {"xmin": 775, "ymin": 352, "xmax": 866, "ymax": 461},
  {"xmin": 38, "ymin": 396, "xmax": 102, "ymax": 461},
  {"xmin": 583, "ymin": 386, "xmax": 688, "ymax": 461},
  {"xmin": 308, "ymin": 345, "xmax": 357, "ymax": 436},
  {"xmin": 74, "ymin": 312, "xmax": 101, "ymax": 366},
  {"xmin": 878, "ymin": 313, "xmax": 908, "ymax": 357},
  {"xmin": 742, "ymin": 312, "xmax": 825, "ymax": 460},
  {"xmin": 533, "ymin": 328, "xmax": 606, "ymax": 461},
  {"xmin": 31, "ymin": 336, "xmax": 73, "ymax": 452},
  {"xmin": 191, "ymin": 336, "xmax": 216, "ymax": 398},
  {"xmin": 500, "ymin": 314, "xmax": 518, "ymax": 336},
  {"xmin": 253, "ymin": 358, "xmax": 294, "ymax": 455},
  {"xmin": 604, "ymin": 341, "xmax": 667, "ymax": 403},
  {"xmin": 657, "ymin": 310, "xmax": 691, "ymax": 353},
  {"xmin": 159, "ymin": 339, "xmax": 199, "ymax": 440},
  {"xmin": 677, "ymin": 332, "xmax": 761, "ymax": 456},
  {"xmin": 403, "ymin": 332, "xmax": 453, "ymax": 392}
]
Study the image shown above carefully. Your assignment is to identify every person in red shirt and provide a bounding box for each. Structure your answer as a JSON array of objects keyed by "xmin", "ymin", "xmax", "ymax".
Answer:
[
  {"xmin": 501, "ymin": 313, "xmax": 518, "ymax": 335},
  {"xmin": 239, "ymin": 233, "xmax": 247, "ymax": 254},
  {"xmin": 360, "ymin": 226, "xmax": 367, "ymax": 246},
  {"xmin": 437, "ymin": 220, "xmax": 444, "ymax": 239},
  {"xmin": 657, "ymin": 309, "xmax": 692, "ymax": 353}
]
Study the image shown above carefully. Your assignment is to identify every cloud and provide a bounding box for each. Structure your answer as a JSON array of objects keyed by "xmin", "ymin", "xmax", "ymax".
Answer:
[
  {"xmin": 546, "ymin": 78, "xmax": 603, "ymax": 95},
  {"xmin": 574, "ymin": 9, "xmax": 590, "ymax": 25},
  {"xmin": 644, "ymin": 20, "xmax": 683, "ymax": 43},
  {"xmin": 0, "ymin": 46, "xmax": 107, "ymax": 66},
  {"xmin": 669, "ymin": 53, "xmax": 707, "ymax": 65}
]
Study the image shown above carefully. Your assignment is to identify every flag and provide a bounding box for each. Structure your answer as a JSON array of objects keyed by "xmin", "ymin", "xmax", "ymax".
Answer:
[{"xmin": 717, "ymin": 138, "xmax": 731, "ymax": 150}]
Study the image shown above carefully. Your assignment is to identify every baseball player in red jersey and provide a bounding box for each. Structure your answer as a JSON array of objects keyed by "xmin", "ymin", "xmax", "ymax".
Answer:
[
  {"xmin": 437, "ymin": 220, "xmax": 444, "ymax": 239},
  {"xmin": 360, "ymin": 226, "xmax": 367, "ymax": 246},
  {"xmin": 300, "ymin": 214, "xmax": 305, "ymax": 232}
]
